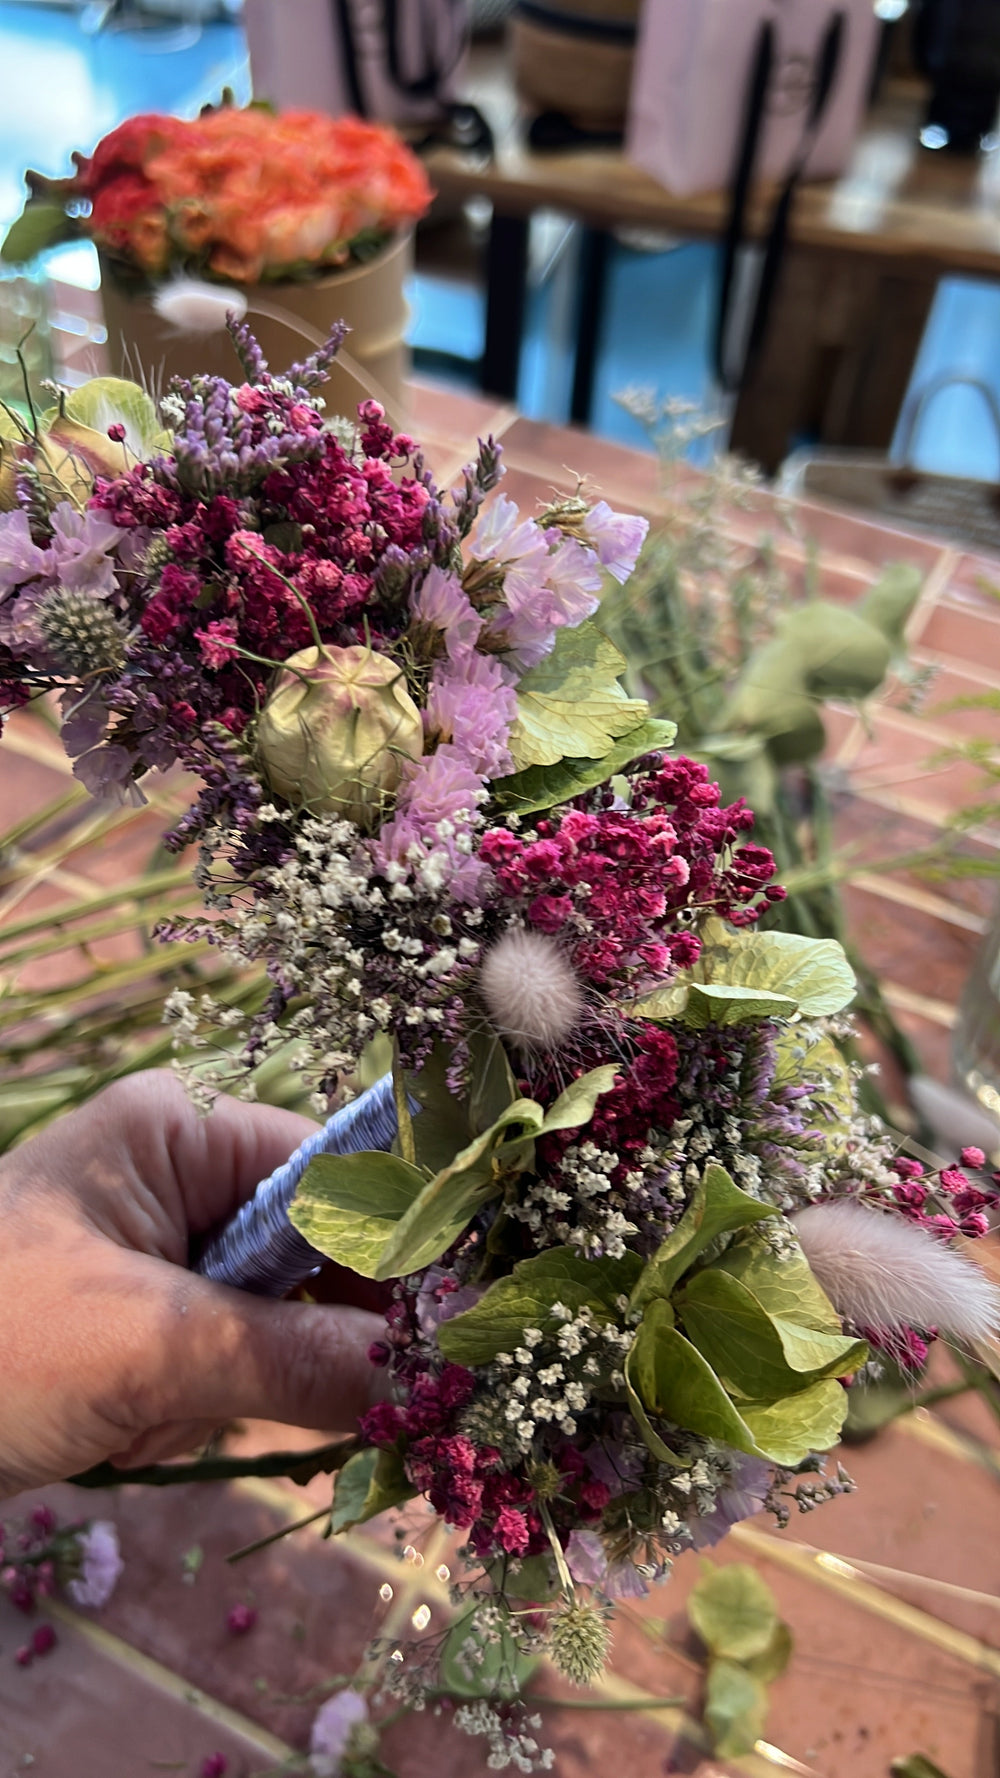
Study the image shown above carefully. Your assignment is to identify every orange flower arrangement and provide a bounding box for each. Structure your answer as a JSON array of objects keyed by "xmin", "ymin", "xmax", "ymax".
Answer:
[{"xmin": 3, "ymin": 106, "xmax": 433, "ymax": 284}]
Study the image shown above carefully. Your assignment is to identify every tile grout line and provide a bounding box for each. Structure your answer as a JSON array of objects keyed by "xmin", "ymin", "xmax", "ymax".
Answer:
[
  {"xmin": 43, "ymin": 1597, "xmax": 297, "ymax": 1758},
  {"xmin": 730, "ymin": 1525, "xmax": 1000, "ymax": 1678},
  {"xmin": 843, "ymin": 869, "xmax": 989, "ymax": 934},
  {"xmin": 896, "ymin": 1405, "xmax": 1000, "ymax": 1481},
  {"xmin": 904, "ymin": 545, "xmax": 963, "ymax": 648}
]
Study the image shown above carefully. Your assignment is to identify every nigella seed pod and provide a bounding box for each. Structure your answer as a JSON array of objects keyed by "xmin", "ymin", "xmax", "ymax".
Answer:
[{"xmin": 256, "ymin": 644, "xmax": 423, "ymax": 830}]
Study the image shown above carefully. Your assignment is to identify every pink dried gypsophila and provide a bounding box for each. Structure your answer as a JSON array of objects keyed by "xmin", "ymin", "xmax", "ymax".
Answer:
[
  {"xmin": 793, "ymin": 1200, "xmax": 1000, "ymax": 1343},
  {"xmin": 479, "ymin": 927, "xmax": 585, "ymax": 1050}
]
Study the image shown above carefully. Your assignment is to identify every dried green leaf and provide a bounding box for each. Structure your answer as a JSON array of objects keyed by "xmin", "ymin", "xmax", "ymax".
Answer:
[
  {"xmin": 688, "ymin": 1563, "xmax": 779, "ymax": 1662},
  {"xmin": 508, "ymin": 623, "xmax": 649, "ymax": 770}
]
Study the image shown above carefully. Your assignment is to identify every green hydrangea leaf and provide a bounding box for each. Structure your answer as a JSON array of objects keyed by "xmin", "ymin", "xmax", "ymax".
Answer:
[
  {"xmin": 709, "ymin": 1231, "xmax": 845, "ymax": 1335},
  {"xmin": 289, "ymin": 1150, "xmax": 428, "ymax": 1277},
  {"xmin": 438, "ymin": 1245, "xmax": 642, "ymax": 1367},
  {"xmin": 440, "ymin": 1609, "xmax": 541, "ymax": 1699},
  {"xmin": 508, "ymin": 622, "xmax": 650, "ymax": 770},
  {"xmin": 704, "ymin": 1657, "xmax": 769, "ymax": 1758},
  {"xmin": 626, "ymin": 1299, "xmax": 765, "ymax": 1457},
  {"xmin": 688, "ymin": 1563, "xmax": 779, "ymax": 1662},
  {"xmin": 698, "ymin": 925, "xmax": 856, "ymax": 1018},
  {"xmin": 331, "ymin": 1446, "xmax": 414, "ymax": 1532},
  {"xmin": 676, "ymin": 1268, "xmax": 863, "ymax": 1401},
  {"xmin": 683, "ymin": 981, "xmax": 800, "ymax": 1027},
  {"xmin": 626, "ymin": 983, "xmax": 690, "ymax": 1022},
  {"xmin": 739, "ymin": 1379, "xmax": 849, "ymax": 1466},
  {"xmin": 1, "ymin": 201, "xmax": 77, "ymax": 265},
  {"xmin": 60, "ymin": 377, "xmax": 166, "ymax": 457},
  {"xmin": 631, "ymin": 1164, "xmax": 778, "ymax": 1310},
  {"xmin": 492, "ymin": 716, "xmax": 678, "ymax": 815}
]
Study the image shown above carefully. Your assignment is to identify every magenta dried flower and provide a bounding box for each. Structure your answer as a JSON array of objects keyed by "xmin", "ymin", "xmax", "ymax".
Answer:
[
  {"xmin": 31, "ymin": 1624, "xmax": 57, "ymax": 1658},
  {"xmin": 226, "ymin": 1602, "xmax": 257, "ymax": 1635}
]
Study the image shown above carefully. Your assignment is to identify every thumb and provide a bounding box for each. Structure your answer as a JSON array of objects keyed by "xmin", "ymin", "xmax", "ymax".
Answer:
[{"xmin": 109, "ymin": 1261, "xmax": 386, "ymax": 1441}]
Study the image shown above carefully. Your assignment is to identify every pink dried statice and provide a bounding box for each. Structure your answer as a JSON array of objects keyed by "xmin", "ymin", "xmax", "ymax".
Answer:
[
  {"xmin": 0, "ymin": 508, "xmax": 48, "ymax": 598},
  {"xmin": 309, "ymin": 1688, "xmax": 370, "ymax": 1777},
  {"xmin": 412, "ymin": 564, "xmax": 482, "ymax": 659},
  {"xmin": 66, "ymin": 1521, "xmax": 123, "ymax": 1608},
  {"xmin": 582, "ymin": 500, "xmax": 649, "ymax": 583},
  {"xmin": 377, "ymin": 744, "xmax": 490, "ymax": 901},
  {"xmin": 424, "ymin": 650, "xmax": 517, "ymax": 780}
]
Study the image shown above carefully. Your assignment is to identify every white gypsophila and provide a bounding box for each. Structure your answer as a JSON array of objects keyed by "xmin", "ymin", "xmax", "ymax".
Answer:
[
  {"xmin": 472, "ymin": 1308, "xmax": 633, "ymax": 1458},
  {"xmin": 167, "ymin": 810, "xmax": 484, "ymax": 1103}
]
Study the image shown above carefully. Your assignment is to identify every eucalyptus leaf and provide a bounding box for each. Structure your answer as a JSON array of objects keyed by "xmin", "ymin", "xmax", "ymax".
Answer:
[
  {"xmin": 704, "ymin": 1657, "xmax": 769, "ymax": 1758},
  {"xmin": 499, "ymin": 1552, "xmax": 560, "ymax": 1604},
  {"xmin": 688, "ymin": 1563, "xmax": 779, "ymax": 1662},
  {"xmin": 739, "ymin": 1379, "xmax": 849, "ymax": 1466},
  {"xmin": 492, "ymin": 716, "xmax": 677, "ymax": 815},
  {"xmin": 540, "ymin": 1064, "xmax": 619, "ymax": 1134},
  {"xmin": 468, "ymin": 1030, "xmax": 520, "ymax": 1137},
  {"xmin": 779, "ymin": 601, "xmax": 891, "ymax": 699},
  {"xmin": 624, "ymin": 1354, "xmax": 689, "ymax": 1469},
  {"xmin": 289, "ymin": 1150, "xmax": 428, "ymax": 1277},
  {"xmin": 508, "ymin": 622, "xmax": 650, "ymax": 770},
  {"xmin": 889, "ymin": 1757, "xmax": 954, "ymax": 1778},
  {"xmin": 440, "ymin": 1610, "xmax": 541, "ymax": 1699},
  {"xmin": 331, "ymin": 1446, "xmax": 414, "ymax": 1532},
  {"xmin": 373, "ymin": 1098, "xmax": 543, "ymax": 1280},
  {"xmin": 631, "ymin": 1164, "xmax": 778, "ymax": 1310},
  {"xmin": 676, "ymin": 1268, "xmax": 864, "ymax": 1399},
  {"xmin": 699, "ymin": 925, "xmax": 856, "ymax": 1018},
  {"xmin": 1, "ymin": 201, "xmax": 77, "ymax": 265},
  {"xmin": 438, "ymin": 1246, "xmax": 642, "ymax": 1366},
  {"xmin": 857, "ymin": 562, "xmax": 922, "ymax": 651}
]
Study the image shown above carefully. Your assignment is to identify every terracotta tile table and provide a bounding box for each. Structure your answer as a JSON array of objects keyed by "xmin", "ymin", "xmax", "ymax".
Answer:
[{"xmin": 2, "ymin": 382, "xmax": 1000, "ymax": 1778}]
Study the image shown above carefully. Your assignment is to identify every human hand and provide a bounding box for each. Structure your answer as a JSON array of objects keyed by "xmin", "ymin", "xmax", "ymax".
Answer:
[{"xmin": 0, "ymin": 1072, "xmax": 384, "ymax": 1498}]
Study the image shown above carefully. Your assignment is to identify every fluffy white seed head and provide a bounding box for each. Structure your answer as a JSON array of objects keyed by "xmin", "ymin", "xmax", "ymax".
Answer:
[
  {"xmin": 153, "ymin": 278, "xmax": 248, "ymax": 335},
  {"xmin": 480, "ymin": 928, "xmax": 584, "ymax": 1051},
  {"xmin": 794, "ymin": 1199, "xmax": 1000, "ymax": 1343}
]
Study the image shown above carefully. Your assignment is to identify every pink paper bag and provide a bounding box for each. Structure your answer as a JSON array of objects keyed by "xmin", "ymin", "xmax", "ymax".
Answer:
[
  {"xmin": 243, "ymin": 0, "xmax": 469, "ymax": 126},
  {"xmin": 626, "ymin": 0, "xmax": 880, "ymax": 197}
]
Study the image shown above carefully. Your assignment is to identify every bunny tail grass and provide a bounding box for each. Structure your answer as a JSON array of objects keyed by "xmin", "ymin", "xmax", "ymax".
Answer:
[
  {"xmin": 153, "ymin": 277, "xmax": 248, "ymax": 334},
  {"xmin": 480, "ymin": 927, "xmax": 584, "ymax": 1051},
  {"xmin": 793, "ymin": 1199, "xmax": 1000, "ymax": 1342}
]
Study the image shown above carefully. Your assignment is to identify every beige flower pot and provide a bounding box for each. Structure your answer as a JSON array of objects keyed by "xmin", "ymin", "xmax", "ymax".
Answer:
[{"xmin": 98, "ymin": 230, "xmax": 412, "ymax": 427}]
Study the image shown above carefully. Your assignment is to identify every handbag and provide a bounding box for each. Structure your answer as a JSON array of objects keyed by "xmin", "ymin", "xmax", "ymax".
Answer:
[
  {"xmin": 780, "ymin": 375, "xmax": 1000, "ymax": 553},
  {"xmin": 626, "ymin": 0, "xmax": 879, "ymax": 198},
  {"xmin": 243, "ymin": 0, "xmax": 471, "ymax": 127}
]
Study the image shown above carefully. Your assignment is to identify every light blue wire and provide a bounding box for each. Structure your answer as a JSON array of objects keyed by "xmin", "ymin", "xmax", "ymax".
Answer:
[{"xmin": 195, "ymin": 1072, "xmax": 399, "ymax": 1298}]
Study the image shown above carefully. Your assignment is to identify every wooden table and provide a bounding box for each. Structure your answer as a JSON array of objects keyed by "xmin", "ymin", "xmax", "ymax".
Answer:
[{"xmin": 424, "ymin": 55, "xmax": 1000, "ymax": 471}]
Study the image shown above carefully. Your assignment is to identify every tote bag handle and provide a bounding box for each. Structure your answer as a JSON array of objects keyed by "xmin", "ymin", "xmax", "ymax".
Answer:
[{"xmin": 715, "ymin": 9, "xmax": 847, "ymax": 395}]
